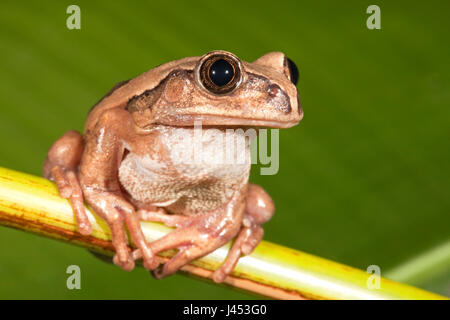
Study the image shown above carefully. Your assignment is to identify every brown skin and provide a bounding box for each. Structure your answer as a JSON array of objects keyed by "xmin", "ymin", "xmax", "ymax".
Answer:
[{"xmin": 43, "ymin": 50, "xmax": 302, "ymax": 282}]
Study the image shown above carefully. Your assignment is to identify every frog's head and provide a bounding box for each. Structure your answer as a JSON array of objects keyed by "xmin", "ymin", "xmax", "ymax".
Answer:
[{"xmin": 127, "ymin": 50, "xmax": 302, "ymax": 129}]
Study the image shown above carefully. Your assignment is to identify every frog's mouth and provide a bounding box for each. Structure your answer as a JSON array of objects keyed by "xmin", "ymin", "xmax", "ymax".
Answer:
[
  {"xmin": 157, "ymin": 109, "xmax": 303, "ymax": 129},
  {"xmin": 196, "ymin": 115, "xmax": 301, "ymax": 128}
]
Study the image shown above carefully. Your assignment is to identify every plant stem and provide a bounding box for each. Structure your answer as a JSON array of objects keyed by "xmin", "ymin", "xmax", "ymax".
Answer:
[{"xmin": 0, "ymin": 166, "xmax": 446, "ymax": 300}]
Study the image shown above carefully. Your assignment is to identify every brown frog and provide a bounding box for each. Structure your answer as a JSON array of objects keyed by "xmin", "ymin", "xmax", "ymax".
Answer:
[{"xmin": 43, "ymin": 50, "xmax": 302, "ymax": 282}]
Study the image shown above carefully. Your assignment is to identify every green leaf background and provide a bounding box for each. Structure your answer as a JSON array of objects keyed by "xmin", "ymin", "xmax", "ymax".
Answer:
[{"xmin": 0, "ymin": 0, "xmax": 448, "ymax": 299}]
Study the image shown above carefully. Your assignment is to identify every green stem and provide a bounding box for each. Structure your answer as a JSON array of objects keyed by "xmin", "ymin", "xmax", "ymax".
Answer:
[
  {"xmin": 0, "ymin": 166, "xmax": 446, "ymax": 300},
  {"xmin": 385, "ymin": 240, "xmax": 450, "ymax": 285}
]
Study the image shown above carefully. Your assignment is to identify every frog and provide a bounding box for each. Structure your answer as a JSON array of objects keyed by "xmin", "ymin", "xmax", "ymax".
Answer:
[{"xmin": 43, "ymin": 50, "xmax": 302, "ymax": 283}]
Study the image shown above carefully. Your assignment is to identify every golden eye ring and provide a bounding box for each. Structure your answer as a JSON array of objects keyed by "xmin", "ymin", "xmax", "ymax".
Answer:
[{"xmin": 199, "ymin": 54, "xmax": 242, "ymax": 94}]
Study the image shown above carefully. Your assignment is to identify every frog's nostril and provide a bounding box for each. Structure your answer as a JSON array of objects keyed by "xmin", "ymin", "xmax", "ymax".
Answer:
[
  {"xmin": 267, "ymin": 84, "xmax": 291, "ymax": 114},
  {"xmin": 268, "ymin": 84, "xmax": 279, "ymax": 97}
]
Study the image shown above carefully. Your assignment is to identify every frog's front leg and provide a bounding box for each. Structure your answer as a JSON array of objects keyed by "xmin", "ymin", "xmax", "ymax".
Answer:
[
  {"xmin": 133, "ymin": 188, "xmax": 246, "ymax": 279},
  {"xmin": 212, "ymin": 184, "xmax": 274, "ymax": 283},
  {"xmin": 43, "ymin": 130, "xmax": 92, "ymax": 236},
  {"xmin": 79, "ymin": 108, "xmax": 157, "ymax": 271}
]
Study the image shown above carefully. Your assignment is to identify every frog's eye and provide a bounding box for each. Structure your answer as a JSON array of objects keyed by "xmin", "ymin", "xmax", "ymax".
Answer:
[
  {"xmin": 286, "ymin": 57, "xmax": 299, "ymax": 85},
  {"xmin": 199, "ymin": 55, "xmax": 241, "ymax": 94}
]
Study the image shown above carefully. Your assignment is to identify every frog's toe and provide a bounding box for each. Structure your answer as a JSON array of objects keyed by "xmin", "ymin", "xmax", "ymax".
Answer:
[
  {"xmin": 137, "ymin": 208, "xmax": 190, "ymax": 228},
  {"xmin": 152, "ymin": 245, "xmax": 203, "ymax": 279},
  {"xmin": 142, "ymin": 253, "xmax": 161, "ymax": 270},
  {"xmin": 113, "ymin": 254, "xmax": 135, "ymax": 272},
  {"xmin": 241, "ymin": 225, "xmax": 264, "ymax": 255},
  {"xmin": 130, "ymin": 247, "xmax": 161, "ymax": 270},
  {"xmin": 77, "ymin": 220, "xmax": 93, "ymax": 236},
  {"xmin": 151, "ymin": 264, "xmax": 165, "ymax": 279},
  {"xmin": 212, "ymin": 268, "xmax": 227, "ymax": 283}
]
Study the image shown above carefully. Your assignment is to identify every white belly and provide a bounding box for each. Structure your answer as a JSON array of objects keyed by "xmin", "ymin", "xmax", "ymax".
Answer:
[{"xmin": 118, "ymin": 126, "xmax": 251, "ymax": 214}]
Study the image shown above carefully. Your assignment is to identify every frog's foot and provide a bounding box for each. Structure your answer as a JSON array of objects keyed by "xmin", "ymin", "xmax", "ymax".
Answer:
[
  {"xmin": 83, "ymin": 190, "xmax": 158, "ymax": 271},
  {"xmin": 133, "ymin": 189, "xmax": 245, "ymax": 279},
  {"xmin": 132, "ymin": 212, "xmax": 241, "ymax": 279},
  {"xmin": 132, "ymin": 208, "xmax": 197, "ymax": 273},
  {"xmin": 131, "ymin": 221, "xmax": 208, "ymax": 277},
  {"xmin": 212, "ymin": 223, "xmax": 264, "ymax": 283}
]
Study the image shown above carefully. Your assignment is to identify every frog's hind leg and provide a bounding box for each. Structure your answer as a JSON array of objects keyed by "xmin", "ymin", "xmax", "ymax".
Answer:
[{"xmin": 43, "ymin": 130, "xmax": 92, "ymax": 235}]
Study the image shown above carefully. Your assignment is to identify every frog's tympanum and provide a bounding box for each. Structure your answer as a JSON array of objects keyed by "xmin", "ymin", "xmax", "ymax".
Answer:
[{"xmin": 43, "ymin": 51, "xmax": 302, "ymax": 282}]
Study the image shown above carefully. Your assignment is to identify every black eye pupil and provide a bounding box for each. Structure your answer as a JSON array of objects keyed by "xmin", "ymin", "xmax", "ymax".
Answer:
[
  {"xmin": 209, "ymin": 59, "xmax": 234, "ymax": 87},
  {"xmin": 200, "ymin": 54, "xmax": 241, "ymax": 94},
  {"xmin": 287, "ymin": 57, "xmax": 299, "ymax": 85}
]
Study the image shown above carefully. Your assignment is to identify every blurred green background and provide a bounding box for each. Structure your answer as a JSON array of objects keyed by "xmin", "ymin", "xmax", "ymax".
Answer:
[{"xmin": 0, "ymin": 0, "xmax": 449, "ymax": 299}]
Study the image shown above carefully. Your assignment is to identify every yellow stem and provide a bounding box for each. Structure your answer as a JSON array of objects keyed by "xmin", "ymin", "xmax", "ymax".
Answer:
[{"xmin": 0, "ymin": 166, "xmax": 446, "ymax": 300}]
